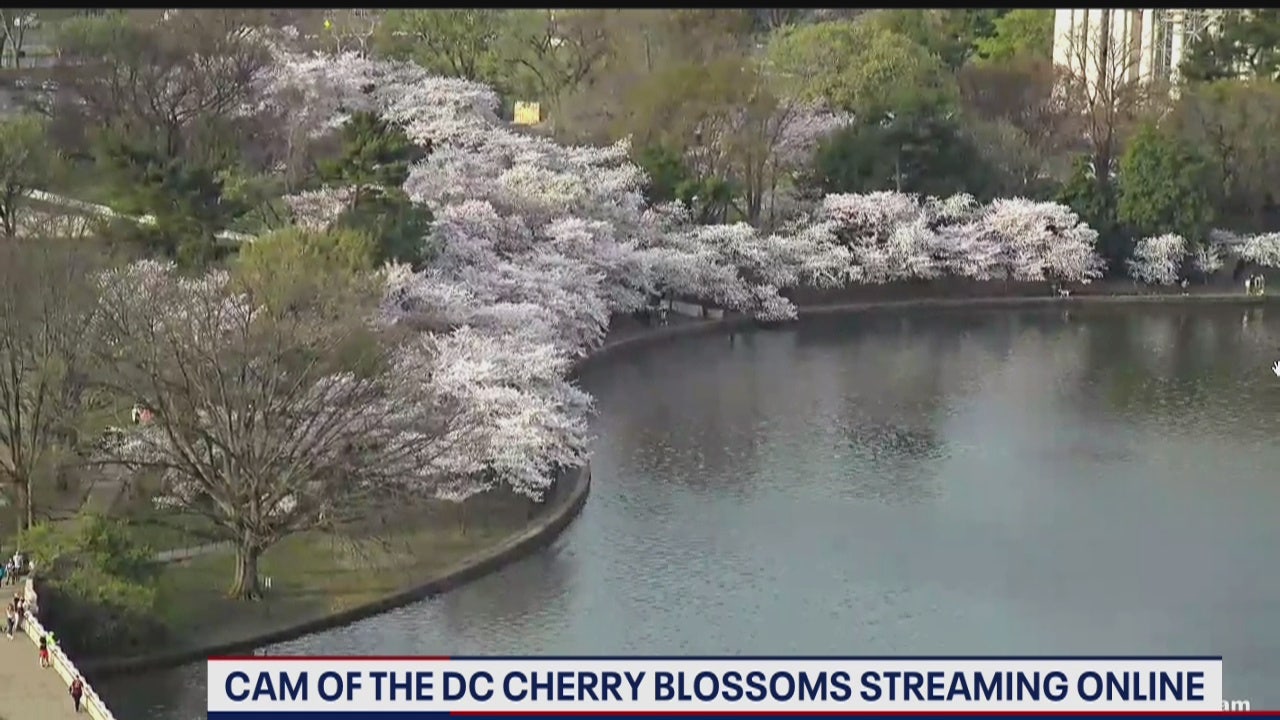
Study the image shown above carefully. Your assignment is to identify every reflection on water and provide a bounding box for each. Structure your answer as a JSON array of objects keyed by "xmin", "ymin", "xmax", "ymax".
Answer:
[{"xmin": 100, "ymin": 305, "xmax": 1280, "ymax": 718}]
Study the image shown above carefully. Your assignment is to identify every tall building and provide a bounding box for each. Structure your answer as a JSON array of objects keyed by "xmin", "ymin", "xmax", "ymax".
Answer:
[{"xmin": 1051, "ymin": 9, "xmax": 1223, "ymax": 89}]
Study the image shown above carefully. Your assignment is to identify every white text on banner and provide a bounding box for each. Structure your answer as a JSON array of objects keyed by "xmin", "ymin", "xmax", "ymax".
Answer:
[{"xmin": 207, "ymin": 657, "xmax": 1224, "ymax": 713}]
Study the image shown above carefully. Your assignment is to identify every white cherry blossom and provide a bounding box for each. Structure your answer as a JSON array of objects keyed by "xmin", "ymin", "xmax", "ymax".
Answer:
[
  {"xmin": 261, "ymin": 51, "xmax": 1115, "ymax": 501},
  {"xmin": 1128, "ymin": 234, "xmax": 1187, "ymax": 285},
  {"xmin": 1238, "ymin": 232, "xmax": 1280, "ymax": 268}
]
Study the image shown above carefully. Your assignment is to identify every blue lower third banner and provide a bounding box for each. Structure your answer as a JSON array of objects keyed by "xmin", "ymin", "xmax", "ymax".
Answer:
[{"xmin": 207, "ymin": 656, "xmax": 1228, "ymax": 716}]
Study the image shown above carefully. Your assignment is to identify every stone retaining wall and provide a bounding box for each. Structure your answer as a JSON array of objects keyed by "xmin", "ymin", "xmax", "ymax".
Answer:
[
  {"xmin": 72, "ymin": 289, "xmax": 1273, "ymax": 685},
  {"xmin": 20, "ymin": 579, "xmax": 118, "ymax": 720},
  {"xmin": 84, "ymin": 461, "xmax": 591, "ymax": 677}
]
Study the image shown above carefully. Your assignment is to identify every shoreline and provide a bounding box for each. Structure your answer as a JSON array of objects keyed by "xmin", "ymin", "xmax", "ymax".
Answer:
[
  {"xmin": 594, "ymin": 290, "xmax": 1270, "ymax": 360},
  {"xmin": 796, "ymin": 291, "xmax": 1268, "ymax": 316},
  {"xmin": 82, "ymin": 463, "xmax": 591, "ymax": 677},
  {"xmin": 80, "ymin": 288, "xmax": 1268, "ymax": 678}
]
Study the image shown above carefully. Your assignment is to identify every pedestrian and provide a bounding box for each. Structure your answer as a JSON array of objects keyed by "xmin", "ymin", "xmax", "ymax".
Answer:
[
  {"xmin": 4, "ymin": 604, "xmax": 14, "ymax": 639},
  {"xmin": 0, "ymin": 561, "xmax": 7, "ymax": 587},
  {"xmin": 38, "ymin": 634, "xmax": 50, "ymax": 668},
  {"xmin": 70, "ymin": 675, "xmax": 84, "ymax": 713},
  {"xmin": 14, "ymin": 596, "xmax": 24, "ymax": 632}
]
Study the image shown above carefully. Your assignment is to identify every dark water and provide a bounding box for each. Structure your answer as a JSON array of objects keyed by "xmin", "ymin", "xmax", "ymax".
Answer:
[{"xmin": 100, "ymin": 305, "xmax": 1280, "ymax": 717}]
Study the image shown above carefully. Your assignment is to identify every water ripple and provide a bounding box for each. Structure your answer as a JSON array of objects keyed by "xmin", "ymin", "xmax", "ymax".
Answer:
[{"xmin": 101, "ymin": 305, "xmax": 1280, "ymax": 718}]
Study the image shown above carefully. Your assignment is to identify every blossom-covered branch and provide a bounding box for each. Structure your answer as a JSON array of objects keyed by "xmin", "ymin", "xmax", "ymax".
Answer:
[
  {"xmin": 260, "ymin": 48, "xmax": 1113, "ymax": 522},
  {"xmin": 1128, "ymin": 234, "xmax": 1186, "ymax": 285},
  {"xmin": 92, "ymin": 260, "xmax": 490, "ymax": 599}
]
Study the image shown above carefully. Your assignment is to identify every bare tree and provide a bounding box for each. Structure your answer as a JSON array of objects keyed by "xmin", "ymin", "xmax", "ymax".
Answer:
[
  {"xmin": 0, "ymin": 10, "xmax": 36, "ymax": 69},
  {"xmin": 724, "ymin": 86, "xmax": 809, "ymax": 228},
  {"xmin": 1056, "ymin": 9, "xmax": 1163, "ymax": 185},
  {"xmin": 958, "ymin": 56, "xmax": 1079, "ymax": 194},
  {"xmin": 321, "ymin": 9, "xmax": 382, "ymax": 57},
  {"xmin": 51, "ymin": 10, "xmax": 269, "ymax": 159},
  {"xmin": 0, "ymin": 236, "xmax": 106, "ymax": 533},
  {"xmin": 93, "ymin": 262, "xmax": 471, "ymax": 600},
  {"xmin": 624, "ymin": 54, "xmax": 831, "ymax": 227},
  {"xmin": 958, "ymin": 57, "xmax": 1076, "ymax": 160},
  {"xmin": 507, "ymin": 9, "xmax": 614, "ymax": 133},
  {"xmin": 753, "ymin": 9, "xmax": 803, "ymax": 33},
  {"xmin": 553, "ymin": 10, "xmax": 751, "ymax": 143},
  {"xmin": 376, "ymin": 10, "xmax": 506, "ymax": 82}
]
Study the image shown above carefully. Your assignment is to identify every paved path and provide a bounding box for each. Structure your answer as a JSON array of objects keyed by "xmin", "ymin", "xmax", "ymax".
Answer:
[
  {"xmin": 25, "ymin": 188, "xmax": 254, "ymax": 244},
  {"xmin": 155, "ymin": 540, "xmax": 232, "ymax": 563},
  {"xmin": 0, "ymin": 624, "xmax": 83, "ymax": 720}
]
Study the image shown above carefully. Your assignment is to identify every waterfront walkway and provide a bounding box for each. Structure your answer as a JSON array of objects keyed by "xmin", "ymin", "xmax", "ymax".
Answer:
[{"xmin": 0, "ymin": 625, "xmax": 83, "ymax": 720}]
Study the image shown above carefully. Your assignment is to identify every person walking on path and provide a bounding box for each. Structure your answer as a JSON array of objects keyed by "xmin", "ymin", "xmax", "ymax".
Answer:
[
  {"xmin": 38, "ymin": 634, "xmax": 50, "ymax": 667},
  {"xmin": 4, "ymin": 603, "xmax": 14, "ymax": 639},
  {"xmin": 69, "ymin": 676, "xmax": 84, "ymax": 713}
]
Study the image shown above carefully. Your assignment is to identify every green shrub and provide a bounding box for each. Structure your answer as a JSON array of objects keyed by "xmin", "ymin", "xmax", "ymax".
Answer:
[{"xmin": 19, "ymin": 515, "xmax": 167, "ymax": 656}]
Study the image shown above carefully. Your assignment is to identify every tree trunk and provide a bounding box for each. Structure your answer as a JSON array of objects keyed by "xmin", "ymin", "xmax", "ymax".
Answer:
[
  {"xmin": 23, "ymin": 477, "xmax": 32, "ymax": 531},
  {"xmin": 228, "ymin": 545, "xmax": 263, "ymax": 600},
  {"xmin": 14, "ymin": 480, "xmax": 31, "ymax": 534}
]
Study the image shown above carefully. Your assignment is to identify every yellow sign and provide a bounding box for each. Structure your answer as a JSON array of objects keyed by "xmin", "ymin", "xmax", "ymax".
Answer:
[{"xmin": 513, "ymin": 101, "xmax": 541, "ymax": 126}]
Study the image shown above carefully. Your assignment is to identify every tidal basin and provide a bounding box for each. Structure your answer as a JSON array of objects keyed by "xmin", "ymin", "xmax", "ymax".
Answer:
[{"xmin": 101, "ymin": 305, "xmax": 1280, "ymax": 718}]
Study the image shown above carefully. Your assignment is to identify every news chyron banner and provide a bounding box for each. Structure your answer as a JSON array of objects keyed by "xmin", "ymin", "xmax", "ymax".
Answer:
[{"xmin": 208, "ymin": 656, "xmax": 1224, "ymax": 717}]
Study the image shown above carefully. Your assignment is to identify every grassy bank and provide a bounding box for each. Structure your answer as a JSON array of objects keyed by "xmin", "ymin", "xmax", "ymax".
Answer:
[
  {"xmin": 133, "ymin": 492, "xmax": 538, "ymax": 658},
  {"xmin": 117, "ymin": 502, "xmax": 221, "ymax": 553}
]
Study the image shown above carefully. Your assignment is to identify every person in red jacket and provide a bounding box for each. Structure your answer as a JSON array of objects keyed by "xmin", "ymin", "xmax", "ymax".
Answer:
[{"xmin": 70, "ymin": 675, "xmax": 84, "ymax": 713}]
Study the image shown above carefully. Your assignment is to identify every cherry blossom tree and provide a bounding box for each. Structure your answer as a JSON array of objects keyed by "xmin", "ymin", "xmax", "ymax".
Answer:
[
  {"xmin": 263, "ymin": 49, "xmax": 844, "ymax": 328},
  {"xmin": 812, "ymin": 192, "xmax": 937, "ymax": 283},
  {"xmin": 980, "ymin": 198, "xmax": 1105, "ymax": 282},
  {"xmin": 257, "ymin": 48, "xmax": 1121, "ymax": 512},
  {"xmin": 92, "ymin": 260, "xmax": 486, "ymax": 599},
  {"xmin": 284, "ymin": 186, "xmax": 358, "ymax": 230},
  {"xmin": 395, "ymin": 327, "xmax": 593, "ymax": 499},
  {"xmin": 1128, "ymin": 234, "xmax": 1186, "ymax": 285},
  {"xmin": 1192, "ymin": 244, "xmax": 1223, "ymax": 278},
  {"xmin": 765, "ymin": 104, "xmax": 855, "ymax": 225},
  {"xmin": 1238, "ymin": 232, "xmax": 1280, "ymax": 268},
  {"xmin": 810, "ymin": 192, "xmax": 1103, "ymax": 284}
]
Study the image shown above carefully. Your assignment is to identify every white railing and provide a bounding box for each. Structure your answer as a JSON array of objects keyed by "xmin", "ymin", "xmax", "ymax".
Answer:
[
  {"xmin": 19, "ymin": 579, "xmax": 118, "ymax": 720},
  {"xmin": 24, "ymin": 188, "xmax": 255, "ymax": 244}
]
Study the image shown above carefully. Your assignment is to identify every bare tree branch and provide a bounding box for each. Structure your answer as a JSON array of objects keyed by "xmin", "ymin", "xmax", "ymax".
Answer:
[
  {"xmin": 1057, "ymin": 10, "xmax": 1165, "ymax": 182},
  {"xmin": 0, "ymin": 235, "xmax": 108, "ymax": 533}
]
